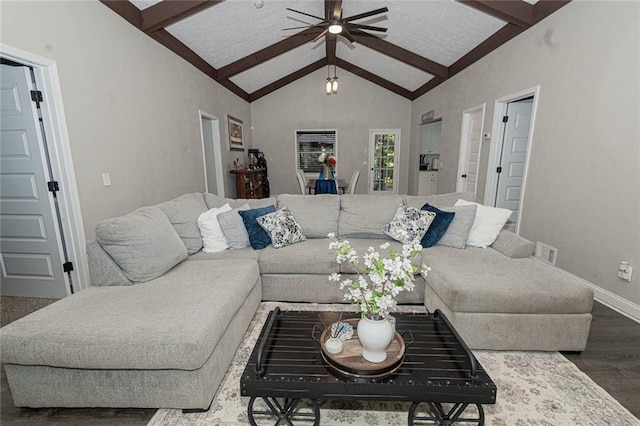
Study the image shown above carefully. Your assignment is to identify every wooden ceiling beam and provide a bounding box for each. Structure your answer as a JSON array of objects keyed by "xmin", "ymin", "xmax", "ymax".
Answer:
[
  {"xmin": 456, "ymin": 0, "xmax": 534, "ymax": 28},
  {"xmin": 100, "ymin": 1, "xmax": 142, "ymax": 29},
  {"xmin": 411, "ymin": 77, "xmax": 446, "ymax": 101},
  {"xmin": 149, "ymin": 30, "xmax": 249, "ymax": 102},
  {"xmin": 335, "ymin": 58, "xmax": 413, "ymax": 100},
  {"xmin": 250, "ymin": 59, "xmax": 326, "ymax": 102},
  {"xmin": 448, "ymin": 22, "xmax": 525, "ymax": 77},
  {"xmin": 217, "ymin": 28, "xmax": 324, "ymax": 80},
  {"xmin": 533, "ymin": 0, "xmax": 572, "ymax": 24},
  {"xmin": 141, "ymin": 0, "xmax": 224, "ymax": 34},
  {"xmin": 350, "ymin": 30, "xmax": 448, "ymax": 78}
]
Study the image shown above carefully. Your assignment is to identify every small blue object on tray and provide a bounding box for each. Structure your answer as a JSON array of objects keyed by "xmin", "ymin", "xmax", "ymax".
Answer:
[{"xmin": 330, "ymin": 321, "xmax": 354, "ymax": 341}]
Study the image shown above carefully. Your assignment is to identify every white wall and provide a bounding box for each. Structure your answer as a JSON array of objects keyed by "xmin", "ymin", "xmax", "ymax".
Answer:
[
  {"xmin": 411, "ymin": 0, "xmax": 640, "ymax": 309},
  {"xmin": 251, "ymin": 67, "xmax": 412, "ymax": 195},
  {"xmin": 1, "ymin": 1, "xmax": 252, "ymax": 239}
]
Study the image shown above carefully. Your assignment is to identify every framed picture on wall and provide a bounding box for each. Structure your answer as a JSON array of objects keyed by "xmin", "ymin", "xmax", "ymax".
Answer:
[{"xmin": 227, "ymin": 115, "xmax": 244, "ymax": 150}]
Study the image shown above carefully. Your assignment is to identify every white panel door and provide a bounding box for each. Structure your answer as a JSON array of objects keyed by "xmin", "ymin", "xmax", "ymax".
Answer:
[
  {"xmin": 0, "ymin": 65, "xmax": 68, "ymax": 298},
  {"xmin": 369, "ymin": 130, "xmax": 400, "ymax": 194},
  {"xmin": 495, "ymin": 100, "xmax": 533, "ymax": 232},
  {"xmin": 456, "ymin": 107, "xmax": 484, "ymax": 193}
]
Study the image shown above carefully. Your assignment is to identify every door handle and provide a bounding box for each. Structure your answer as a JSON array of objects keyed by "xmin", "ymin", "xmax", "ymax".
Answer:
[{"xmin": 461, "ymin": 174, "xmax": 467, "ymax": 178}]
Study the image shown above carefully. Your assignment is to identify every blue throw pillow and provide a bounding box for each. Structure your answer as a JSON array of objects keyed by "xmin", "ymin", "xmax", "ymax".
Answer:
[
  {"xmin": 239, "ymin": 205, "xmax": 276, "ymax": 250},
  {"xmin": 420, "ymin": 203, "xmax": 456, "ymax": 248}
]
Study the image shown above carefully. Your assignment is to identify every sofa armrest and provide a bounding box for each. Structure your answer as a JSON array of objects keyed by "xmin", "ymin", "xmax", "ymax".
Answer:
[
  {"xmin": 87, "ymin": 240, "xmax": 133, "ymax": 286},
  {"xmin": 491, "ymin": 230, "xmax": 535, "ymax": 259}
]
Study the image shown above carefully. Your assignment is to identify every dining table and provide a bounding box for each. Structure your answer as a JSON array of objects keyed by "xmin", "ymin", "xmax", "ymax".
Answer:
[{"xmin": 306, "ymin": 178, "xmax": 348, "ymax": 194}]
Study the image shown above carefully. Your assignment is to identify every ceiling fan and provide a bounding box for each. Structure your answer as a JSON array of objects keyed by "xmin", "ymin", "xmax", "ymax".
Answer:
[{"xmin": 283, "ymin": 2, "xmax": 389, "ymax": 43}]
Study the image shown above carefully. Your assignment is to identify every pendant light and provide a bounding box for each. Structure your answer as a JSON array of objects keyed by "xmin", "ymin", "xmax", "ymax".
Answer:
[
  {"xmin": 325, "ymin": 65, "xmax": 332, "ymax": 95},
  {"xmin": 331, "ymin": 64, "xmax": 339, "ymax": 94}
]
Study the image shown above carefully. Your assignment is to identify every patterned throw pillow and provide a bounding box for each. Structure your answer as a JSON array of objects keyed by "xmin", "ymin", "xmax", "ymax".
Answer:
[
  {"xmin": 257, "ymin": 208, "xmax": 307, "ymax": 249},
  {"xmin": 383, "ymin": 204, "xmax": 436, "ymax": 244}
]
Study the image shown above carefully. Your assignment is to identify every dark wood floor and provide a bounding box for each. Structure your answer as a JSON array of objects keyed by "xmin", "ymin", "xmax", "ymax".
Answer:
[{"xmin": 1, "ymin": 300, "xmax": 638, "ymax": 424}]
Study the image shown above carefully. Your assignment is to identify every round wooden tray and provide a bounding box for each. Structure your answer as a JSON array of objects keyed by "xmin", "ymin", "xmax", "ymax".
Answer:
[{"xmin": 320, "ymin": 318, "xmax": 405, "ymax": 379}]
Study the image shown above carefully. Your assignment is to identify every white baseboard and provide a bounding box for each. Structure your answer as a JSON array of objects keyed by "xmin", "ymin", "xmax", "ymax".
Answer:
[{"xmin": 531, "ymin": 257, "xmax": 640, "ymax": 324}]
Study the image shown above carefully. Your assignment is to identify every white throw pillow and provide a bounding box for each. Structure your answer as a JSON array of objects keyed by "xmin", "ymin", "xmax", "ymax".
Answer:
[
  {"xmin": 198, "ymin": 204, "xmax": 232, "ymax": 253},
  {"xmin": 454, "ymin": 199, "xmax": 512, "ymax": 248}
]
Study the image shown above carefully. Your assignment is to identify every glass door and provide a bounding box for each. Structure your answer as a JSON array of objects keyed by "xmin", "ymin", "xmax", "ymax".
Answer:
[{"xmin": 369, "ymin": 129, "xmax": 400, "ymax": 194}]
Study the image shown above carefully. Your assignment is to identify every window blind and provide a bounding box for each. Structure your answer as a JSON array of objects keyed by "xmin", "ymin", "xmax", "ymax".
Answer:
[{"xmin": 296, "ymin": 130, "xmax": 336, "ymax": 173}]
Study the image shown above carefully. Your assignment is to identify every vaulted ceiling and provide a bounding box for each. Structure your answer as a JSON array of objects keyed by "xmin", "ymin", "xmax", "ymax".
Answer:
[{"xmin": 101, "ymin": 0, "xmax": 570, "ymax": 102}]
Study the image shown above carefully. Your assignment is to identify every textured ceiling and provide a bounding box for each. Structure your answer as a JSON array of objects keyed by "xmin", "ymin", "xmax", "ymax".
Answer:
[{"xmin": 108, "ymin": 0, "xmax": 570, "ymax": 102}]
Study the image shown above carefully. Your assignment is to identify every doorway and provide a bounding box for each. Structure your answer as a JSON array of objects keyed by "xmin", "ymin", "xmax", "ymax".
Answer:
[
  {"xmin": 199, "ymin": 112, "xmax": 224, "ymax": 196},
  {"xmin": 484, "ymin": 87, "xmax": 540, "ymax": 233},
  {"xmin": 0, "ymin": 46, "xmax": 88, "ymax": 297},
  {"xmin": 456, "ymin": 104, "xmax": 485, "ymax": 194},
  {"xmin": 369, "ymin": 129, "xmax": 400, "ymax": 194}
]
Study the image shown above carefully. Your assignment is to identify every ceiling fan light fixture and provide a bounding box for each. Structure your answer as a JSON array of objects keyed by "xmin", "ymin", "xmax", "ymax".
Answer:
[{"xmin": 328, "ymin": 23, "xmax": 343, "ymax": 34}]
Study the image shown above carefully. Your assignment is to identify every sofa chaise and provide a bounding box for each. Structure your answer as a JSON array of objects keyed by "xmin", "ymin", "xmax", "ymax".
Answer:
[{"xmin": 0, "ymin": 191, "xmax": 594, "ymax": 409}]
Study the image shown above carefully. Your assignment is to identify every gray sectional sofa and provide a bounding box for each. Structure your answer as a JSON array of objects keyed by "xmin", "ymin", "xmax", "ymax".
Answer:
[{"xmin": 1, "ymin": 191, "xmax": 594, "ymax": 410}]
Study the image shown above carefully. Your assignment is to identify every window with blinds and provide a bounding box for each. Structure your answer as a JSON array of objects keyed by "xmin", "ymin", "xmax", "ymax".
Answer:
[{"xmin": 295, "ymin": 130, "xmax": 337, "ymax": 173}]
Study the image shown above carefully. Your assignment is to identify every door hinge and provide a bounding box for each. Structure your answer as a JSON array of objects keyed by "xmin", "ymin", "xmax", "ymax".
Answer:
[
  {"xmin": 48, "ymin": 181, "xmax": 60, "ymax": 193},
  {"xmin": 63, "ymin": 262, "xmax": 74, "ymax": 273},
  {"xmin": 496, "ymin": 166, "xmax": 503, "ymax": 173},
  {"xmin": 30, "ymin": 90, "xmax": 43, "ymax": 106},
  {"xmin": 502, "ymin": 115, "xmax": 508, "ymax": 123}
]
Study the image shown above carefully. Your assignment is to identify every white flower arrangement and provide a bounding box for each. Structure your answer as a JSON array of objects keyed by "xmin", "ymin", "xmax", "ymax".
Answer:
[{"xmin": 327, "ymin": 232, "xmax": 430, "ymax": 319}]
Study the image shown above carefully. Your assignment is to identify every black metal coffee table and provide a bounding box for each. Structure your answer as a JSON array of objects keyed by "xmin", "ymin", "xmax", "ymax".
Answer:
[{"xmin": 240, "ymin": 308, "xmax": 496, "ymax": 425}]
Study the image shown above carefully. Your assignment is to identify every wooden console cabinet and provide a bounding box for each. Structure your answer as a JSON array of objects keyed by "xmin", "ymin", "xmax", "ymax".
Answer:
[{"xmin": 230, "ymin": 168, "xmax": 267, "ymax": 199}]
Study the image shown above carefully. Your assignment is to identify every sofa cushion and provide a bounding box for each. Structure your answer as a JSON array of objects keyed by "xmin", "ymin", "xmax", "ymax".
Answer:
[
  {"xmin": 420, "ymin": 203, "xmax": 455, "ymax": 248},
  {"xmin": 258, "ymin": 239, "xmax": 339, "ymax": 274},
  {"xmin": 436, "ymin": 204, "xmax": 477, "ymax": 249},
  {"xmin": 239, "ymin": 205, "xmax": 277, "ymax": 250},
  {"xmin": 338, "ymin": 194, "xmax": 403, "ymax": 239},
  {"xmin": 157, "ymin": 193, "xmax": 208, "ymax": 254},
  {"xmin": 257, "ymin": 207, "xmax": 306, "ymax": 249},
  {"xmin": 204, "ymin": 193, "xmax": 236, "ymax": 209},
  {"xmin": 276, "ymin": 194, "xmax": 339, "ymax": 238},
  {"xmin": 218, "ymin": 204, "xmax": 251, "ymax": 249},
  {"xmin": 455, "ymin": 199, "xmax": 512, "ymax": 248},
  {"xmin": 198, "ymin": 204, "xmax": 232, "ymax": 253},
  {"xmin": 95, "ymin": 206, "xmax": 187, "ymax": 282},
  {"xmin": 423, "ymin": 245, "xmax": 594, "ymax": 315},
  {"xmin": 383, "ymin": 204, "xmax": 435, "ymax": 244},
  {"xmin": 0, "ymin": 259, "xmax": 261, "ymax": 370},
  {"xmin": 491, "ymin": 229, "xmax": 535, "ymax": 259}
]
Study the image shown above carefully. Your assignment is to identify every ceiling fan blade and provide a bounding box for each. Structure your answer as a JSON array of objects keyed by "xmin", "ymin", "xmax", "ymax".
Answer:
[
  {"xmin": 344, "ymin": 7, "xmax": 389, "ymax": 22},
  {"xmin": 341, "ymin": 28, "xmax": 356, "ymax": 43},
  {"xmin": 350, "ymin": 23, "xmax": 387, "ymax": 33},
  {"xmin": 282, "ymin": 25, "xmax": 315, "ymax": 31},
  {"xmin": 286, "ymin": 8, "xmax": 325, "ymax": 21},
  {"xmin": 329, "ymin": 1, "xmax": 342, "ymax": 21},
  {"xmin": 312, "ymin": 29, "xmax": 329, "ymax": 43}
]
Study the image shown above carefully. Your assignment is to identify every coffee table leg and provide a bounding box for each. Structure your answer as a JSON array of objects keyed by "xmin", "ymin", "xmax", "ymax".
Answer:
[
  {"xmin": 408, "ymin": 401, "xmax": 484, "ymax": 425},
  {"xmin": 247, "ymin": 397, "xmax": 320, "ymax": 425}
]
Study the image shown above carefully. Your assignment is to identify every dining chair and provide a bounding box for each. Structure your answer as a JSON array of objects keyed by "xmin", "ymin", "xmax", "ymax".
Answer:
[
  {"xmin": 348, "ymin": 170, "xmax": 360, "ymax": 195},
  {"xmin": 296, "ymin": 170, "xmax": 307, "ymax": 195}
]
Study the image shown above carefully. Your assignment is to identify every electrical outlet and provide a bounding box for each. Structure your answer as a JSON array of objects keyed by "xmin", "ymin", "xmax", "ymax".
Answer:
[
  {"xmin": 618, "ymin": 261, "xmax": 633, "ymax": 282},
  {"xmin": 102, "ymin": 173, "xmax": 111, "ymax": 187}
]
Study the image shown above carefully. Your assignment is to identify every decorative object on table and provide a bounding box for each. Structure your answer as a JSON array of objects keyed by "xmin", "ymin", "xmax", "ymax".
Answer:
[
  {"xmin": 318, "ymin": 152, "xmax": 336, "ymax": 179},
  {"xmin": 328, "ymin": 234, "xmax": 429, "ymax": 362},
  {"xmin": 227, "ymin": 115, "xmax": 244, "ymax": 150},
  {"xmin": 319, "ymin": 318, "xmax": 406, "ymax": 377}
]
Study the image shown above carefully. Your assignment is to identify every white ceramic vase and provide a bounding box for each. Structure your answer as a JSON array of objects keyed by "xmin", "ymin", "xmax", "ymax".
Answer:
[{"xmin": 357, "ymin": 316, "xmax": 394, "ymax": 363}]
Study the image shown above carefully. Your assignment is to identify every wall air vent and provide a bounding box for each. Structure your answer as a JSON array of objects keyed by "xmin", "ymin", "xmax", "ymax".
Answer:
[{"xmin": 535, "ymin": 242, "xmax": 557, "ymax": 266}]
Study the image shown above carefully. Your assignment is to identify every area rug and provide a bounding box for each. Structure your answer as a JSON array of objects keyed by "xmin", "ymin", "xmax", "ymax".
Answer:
[{"xmin": 149, "ymin": 302, "xmax": 639, "ymax": 426}]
